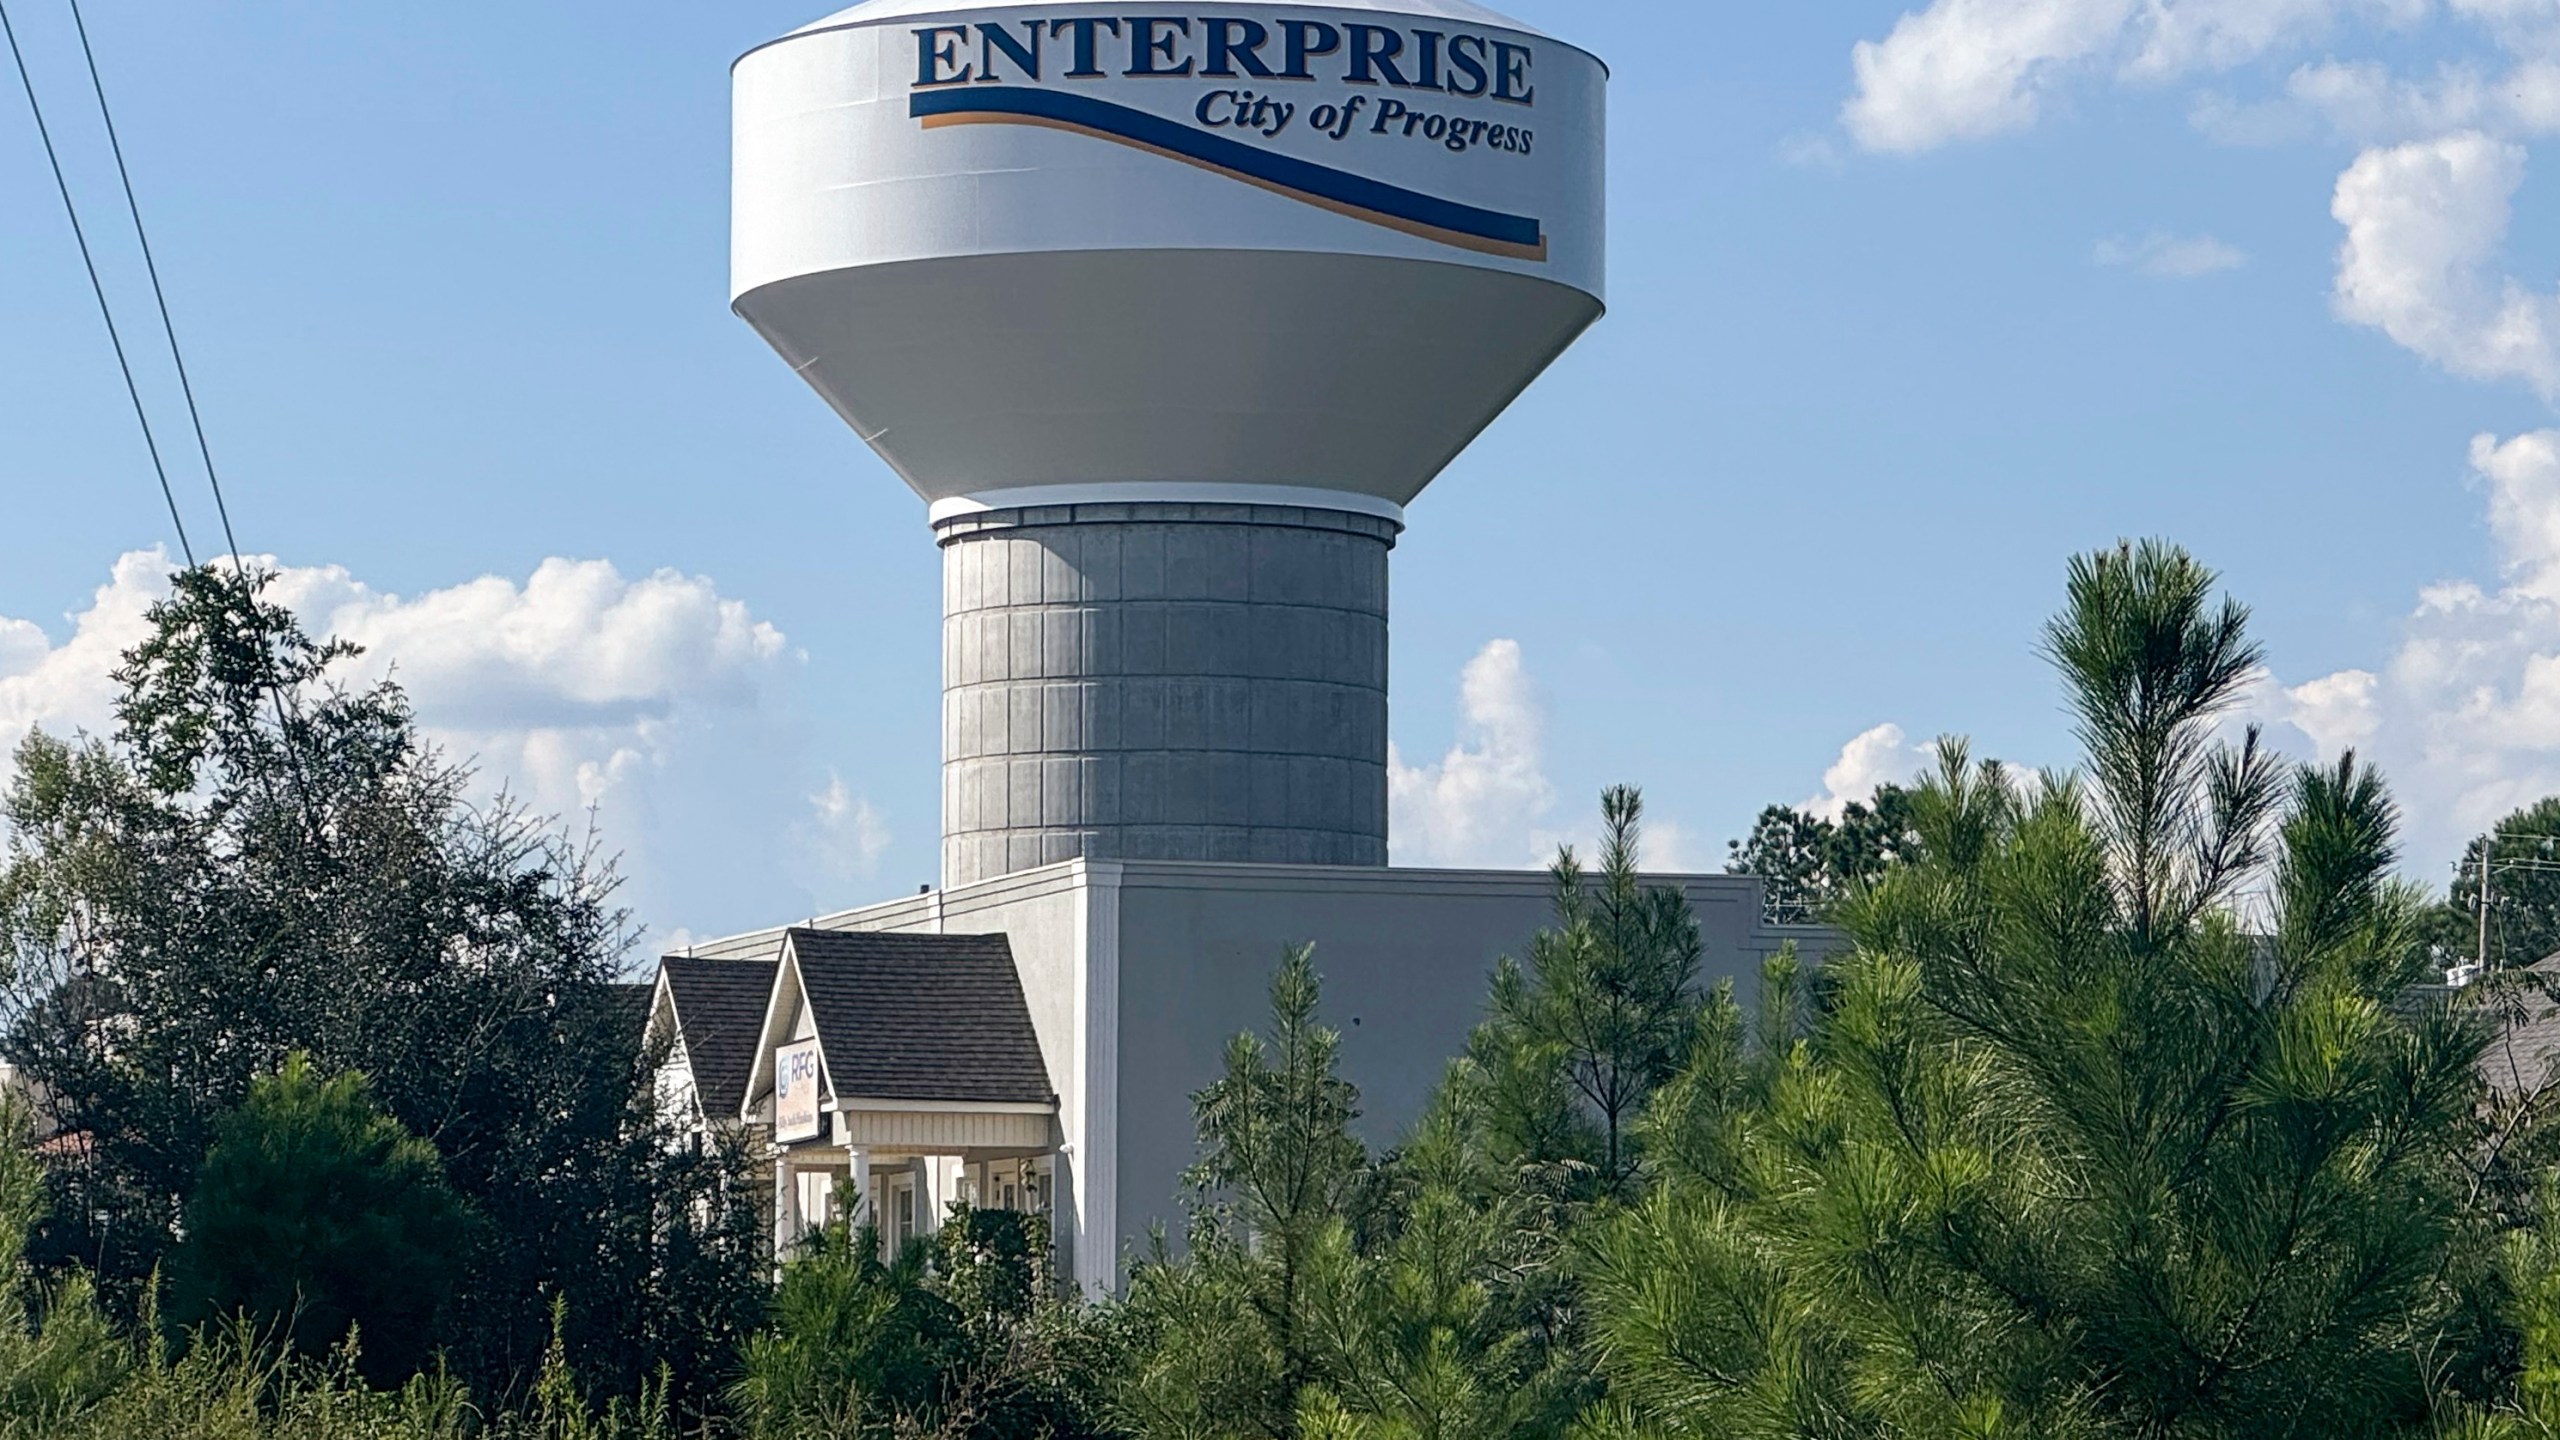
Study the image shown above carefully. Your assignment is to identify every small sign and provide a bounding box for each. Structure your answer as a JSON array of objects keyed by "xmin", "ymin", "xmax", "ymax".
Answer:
[{"xmin": 774, "ymin": 1038, "xmax": 823, "ymax": 1143}]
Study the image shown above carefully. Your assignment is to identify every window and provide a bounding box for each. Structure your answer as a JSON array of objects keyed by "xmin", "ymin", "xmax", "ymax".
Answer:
[
  {"xmin": 797, "ymin": 1169, "xmax": 835, "ymax": 1233},
  {"xmin": 884, "ymin": 1174, "xmax": 918, "ymax": 1248}
]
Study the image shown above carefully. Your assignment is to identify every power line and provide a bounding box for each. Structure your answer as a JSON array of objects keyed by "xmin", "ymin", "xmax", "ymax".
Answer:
[
  {"xmin": 66, "ymin": 0, "xmax": 240, "ymax": 571},
  {"xmin": 14, "ymin": 3, "xmax": 323, "ymax": 841},
  {"xmin": 2, "ymin": 0, "xmax": 195, "ymax": 565}
]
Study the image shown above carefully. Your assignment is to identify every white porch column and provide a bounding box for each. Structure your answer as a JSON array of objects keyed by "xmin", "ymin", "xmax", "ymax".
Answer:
[
  {"xmin": 771, "ymin": 1151, "xmax": 799, "ymax": 1265},
  {"xmin": 916, "ymin": 1156, "xmax": 942, "ymax": 1237},
  {"xmin": 847, "ymin": 1146, "xmax": 872, "ymax": 1229}
]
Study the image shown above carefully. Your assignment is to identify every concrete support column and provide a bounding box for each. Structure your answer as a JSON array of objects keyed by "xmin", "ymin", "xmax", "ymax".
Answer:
[{"xmin": 937, "ymin": 501, "xmax": 1396, "ymax": 886}]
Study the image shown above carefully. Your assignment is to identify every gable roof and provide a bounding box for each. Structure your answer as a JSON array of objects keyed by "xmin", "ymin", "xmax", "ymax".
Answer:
[
  {"xmin": 660, "ymin": 957, "xmax": 781, "ymax": 1121},
  {"xmin": 787, "ymin": 929, "xmax": 1054, "ymax": 1106},
  {"xmin": 604, "ymin": 982, "xmax": 654, "ymax": 1039}
]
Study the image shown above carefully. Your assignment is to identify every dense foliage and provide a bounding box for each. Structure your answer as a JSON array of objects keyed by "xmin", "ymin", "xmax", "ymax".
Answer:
[
  {"xmin": 0, "ymin": 567, "xmax": 765, "ymax": 1408},
  {"xmin": 14, "ymin": 543, "xmax": 2560, "ymax": 1438},
  {"xmin": 1577, "ymin": 543, "xmax": 2495, "ymax": 1435},
  {"xmin": 732, "ymin": 1207, "xmax": 1109, "ymax": 1440},
  {"xmin": 168, "ymin": 1053, "xmax": 472, "ymax": 1385},
  {"xmin": 1725, "ymin": 783, "xmax": 1917, "ymax": 925},
  {"xmin": 2442, "ymin": 796, "xmax": 2560, "ymax": 975}
]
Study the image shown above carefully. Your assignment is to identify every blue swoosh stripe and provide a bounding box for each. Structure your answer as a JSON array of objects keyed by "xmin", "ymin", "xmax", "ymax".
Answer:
[{"xmin": 910, "ymin": 86, "xmax": 1544, "ymax": 255}]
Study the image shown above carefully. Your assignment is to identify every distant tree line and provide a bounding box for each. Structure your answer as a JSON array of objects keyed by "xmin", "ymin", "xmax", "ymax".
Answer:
[{"xmin": 8, "ymin": 544, "xmax": 2560, "ymax": 1437}]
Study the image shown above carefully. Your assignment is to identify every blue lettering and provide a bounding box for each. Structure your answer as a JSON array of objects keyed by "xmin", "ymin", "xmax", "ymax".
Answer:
[
  {"xmin": 977, "ymin": 21, "xmax": 1040, "ymax": 82},
  {"xmin": 1346, "ymin": 24, "xmax": 1409, "ymax": 86},
  {"xmin": 1125, "ymin": 16, "xmax": 1193, "ymax": 76},
  {"xmin": 915, "ymin": 25, "xmax": 970, "ymax": 85},
  {"xmin": 1279, "ymin": 19, "xmax": 1339, "ymax": 79},
  {"xmin": 1195, "ymin": 88, "xmax": 1240, "ymax": 126},
  {"xmin": 1446, "ymin": 34, "xmax": 1489, "ymax": 96},
  {"xmin": 1048, "ymin": 17, "xmax": 1120, "ymax": 77},
  {"xmin": 1410, "ymin": 29, "xmax": 1445, "ymax": 91},
  {"xmin": 1492, "ymin": 40, "xmax": 1533, "ymax": 104},
  {"xmin": 1202, "ymin": 17, "xmax": 1275, "ymax": 77}
]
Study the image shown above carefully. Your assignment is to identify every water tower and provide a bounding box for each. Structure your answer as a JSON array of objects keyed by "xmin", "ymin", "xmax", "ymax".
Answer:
[
  {"xmin": 698, "ymin": 0, "xmax": 1824, "ymax": 1294},
  {"xmin": 733, "ymin": 0, "xmax": 1607, "ymax": 885}
]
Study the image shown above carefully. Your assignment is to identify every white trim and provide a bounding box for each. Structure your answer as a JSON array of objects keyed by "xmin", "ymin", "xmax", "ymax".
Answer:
[
  {"xmin": 928, "ymin": 484, "xmax": 1405, "ymax": 526},
  {"xmin": 740, "ymin": 932, "xmax": 834, "ymax": 1126},
  {"xmin": 833, "ymin": 1097, "xmax": 1056, "ymax": 1115},
  {"xmin": 1075, "ymin": 862, "xmax": 1123, "ymax": 1297}
]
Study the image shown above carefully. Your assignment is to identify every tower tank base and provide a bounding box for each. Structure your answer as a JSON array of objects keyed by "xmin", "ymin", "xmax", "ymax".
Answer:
[{"xmin": 938, "ymin": 502, "xmax": 1394, "ymax": 886}]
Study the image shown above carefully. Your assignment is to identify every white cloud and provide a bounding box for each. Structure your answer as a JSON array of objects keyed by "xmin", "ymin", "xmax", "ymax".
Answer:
[
  {"xmin": 1642, "ymin": 819, "xmax": 1706, "ymax": 874},
  {"xmin": 1844, "ymin": 0, "xmax": 2509, "ymax": 153},
  {"xmin": 1777, "ymin": 131, "xmax": 1846, "ymax": 168},
  {"xmin": 2281, "ymin": 667, "xmax": 2383, "ymax": 754},
  {"xmin": 264, "ymin": 556, "xmax": 790, "ymax": 816},
  {"xmin": 0, "ymin": 550, "xmax": 165, "ymax": 767},
  {"xmin": 1844, "ymin": 0, "xmax": 2137, "ymax": 153},
  {"xmin": 1387, "ymin": 638, "xmax": 1707, "ymax": 872},
  {"xmin": 1804, "ymin": 722, "xmax": 1930, "ymax": 822},
  {"xmin": 2288, "ymin": 59, "xmax": 2500, "ymax": 138},
  {"xmin": 2130, "ymin": 0, "xmax": 2391, "ymax": 77},
  {"xmin": 2094, "ymin": 230, "xmax": 2251, "ymax": 276},
  {"xmin": 2330, "ymin": 131, "xmax": 2560, "ymax": 397},
  {"xmin": 2195, "ymin": 56, "xmax": 2560, "ymax": 147},
  {"xmin": 1389, "ymin": 638, "xmax": 1555, "ymax": 867},
  {"xmin": 0, "ymin": 550, "xmax": 888, "ymax": 955},
  {"xmin": 2448, "ymin": 0, "xmax": 2560, "ymax": 41},
  {"xmin": 802, "ymin": 771, "xmax": 893, "ymax": 892},
  {"xmin": 2272, "ymin": 432, "xmax": 2560, "ymax": 867}
]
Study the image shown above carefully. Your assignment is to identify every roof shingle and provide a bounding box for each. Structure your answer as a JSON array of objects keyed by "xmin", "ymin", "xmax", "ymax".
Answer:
[
  {"xmin": 660, "ymin": 956, "xmax": 779, "ymax": 1121},
  {"xmin": 787, "ymin": 929, "xmax": 1054, "ymax": 1106}
]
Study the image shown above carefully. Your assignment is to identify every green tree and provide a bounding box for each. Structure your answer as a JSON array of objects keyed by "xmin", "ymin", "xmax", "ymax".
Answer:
[
  {"xmin": 733, "ymin": 1209, "xmax": 1106, "ymax": 1440},
  {"xmin": 733, "ymin": 1222, "xmax": 966, "ymax": 1437},
  {"xmin": 0, "ymin": 1101, "xmax": 129, "ymax": 1432},
  {"xmin": 1582, "ymin": 541, "xmax": 2496, "ymax": 1438},
  {"xmin": 1291, "ymin": 1079, "xmax": 1586, "ymax": 1440},
  {"xmin": 2444, "ymin": 797, "xmax": 2560, "ymax": 974},
  {"xmin": 0, "ymin": 565, "xmax": 761, "ymax": 1401},
  {"xmin": 167, "ymin": 1053, "xmax": 471, "ymax": 1385},
  {"xmin": 1724, "ymin": 785, "xmax": 1916, "ymax": 924},
  {"xmin": 1473, "ymin": 787, "xmax": 1702, "ymax": 1198},
  {"xmin": 1122, "ymin": 948, "xmax": 1585, "ymax": 1440},
  {"xmin": 1143, "ymin": 943, "xmax": 1368, "ymax": 1437}
]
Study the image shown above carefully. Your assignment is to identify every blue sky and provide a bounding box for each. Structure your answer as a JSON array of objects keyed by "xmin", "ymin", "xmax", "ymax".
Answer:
[{"xmin": 8, "ymin": 0, "xmax": 2560, "ymax": 952}]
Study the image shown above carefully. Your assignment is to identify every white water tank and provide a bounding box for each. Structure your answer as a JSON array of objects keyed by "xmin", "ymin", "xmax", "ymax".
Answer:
[{"xmin": 734, "ymin": 0, "xmax": 1606, "ymax": 881}]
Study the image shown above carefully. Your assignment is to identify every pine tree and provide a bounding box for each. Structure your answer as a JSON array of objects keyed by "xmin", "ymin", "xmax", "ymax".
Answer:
[
  {"xmin": 1123, "ymin": 945, "xmax": 1367, "ymax": 1440},
  {"xmin": 1475, "ymin": 787, "xmax": 1702, "ymax": 1199},
  {"xmin": 1582, "ymin": 542, "xmax": 2496, "ymax": 1438},
  {"xmin": 1122, "ymin": 946, "xmax": 1585, "ymax": 1440},
  {"xmin": 1724, "ymin": 786, "xmax": 1917, "ymax": 924},
  {"xmin": 167, "ymin": 1053, "xmax": 471, "ymax": 1385}
]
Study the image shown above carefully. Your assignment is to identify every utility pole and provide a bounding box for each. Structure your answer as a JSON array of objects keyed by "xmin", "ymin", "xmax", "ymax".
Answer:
[{"xmin": 2481, "ymin": 841, "xmax": 2494, "ymax": 972}]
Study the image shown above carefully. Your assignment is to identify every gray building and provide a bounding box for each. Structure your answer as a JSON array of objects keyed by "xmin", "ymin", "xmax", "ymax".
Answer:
[{"xmin": 659, "ymin": 858, "xmax": 1830, "ymax": 1292}]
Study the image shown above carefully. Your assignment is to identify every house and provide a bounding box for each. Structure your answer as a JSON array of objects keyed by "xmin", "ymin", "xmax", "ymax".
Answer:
[
  {"xmin": 648, "ymin": 929, "xmax": 1060, "ymax": 1262},
  {"xmin": 643, "ymin": 957, "xmax": 777, "ymax": 1145}
]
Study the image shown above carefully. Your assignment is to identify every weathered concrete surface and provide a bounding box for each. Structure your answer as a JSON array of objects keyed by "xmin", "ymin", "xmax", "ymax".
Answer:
[{"xmin": 936, "ymin": 502, "xmax": 1396, "ymax": 886}]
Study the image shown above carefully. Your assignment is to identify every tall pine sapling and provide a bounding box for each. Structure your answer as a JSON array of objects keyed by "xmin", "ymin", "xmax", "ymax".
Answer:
[{"xmin": 1477, "ymin": 786, "xmax": 1702, "ymax": 1198}]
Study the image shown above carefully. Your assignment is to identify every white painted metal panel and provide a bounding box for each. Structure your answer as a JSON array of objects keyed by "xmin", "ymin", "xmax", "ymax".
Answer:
[{"xmin": 732, "ymin": 0, "xmax": 1605, "ymax": 512}]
